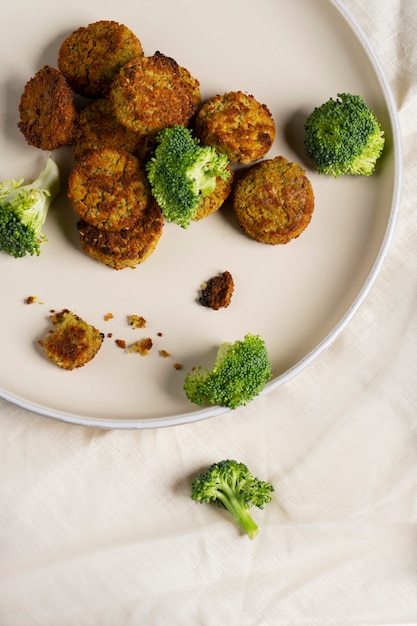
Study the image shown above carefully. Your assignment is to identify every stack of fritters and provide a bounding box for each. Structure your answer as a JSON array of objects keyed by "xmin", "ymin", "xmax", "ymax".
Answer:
[{"xmin": 68, "ymin": 148, "xmax": 163, "ymax": 269}]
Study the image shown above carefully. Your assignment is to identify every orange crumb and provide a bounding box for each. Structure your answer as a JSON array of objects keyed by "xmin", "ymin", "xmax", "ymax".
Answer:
[
  {"xmin": 104, "ymin": 312, "xmax": 114, "ymax": 321},
  {"xmin": 115, "ymin": 339, "xmax": 126, "ymax": 349},
  {"xmin": 174, "ymin": 363, "xmax": 183, "ymax": 370},
  {"xmin": 159, "ymin": 349, "xmax": 170, "ymax": 358},
  {"xmin": 128, "ymin": 337, "xmax": 153, "ymax": 355}
]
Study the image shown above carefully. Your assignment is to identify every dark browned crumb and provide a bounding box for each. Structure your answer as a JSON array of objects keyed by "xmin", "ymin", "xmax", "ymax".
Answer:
[
  {"xmin": 157, "ymin": 332, "xmax": 163, "ymax": 337},
  {"xmin": 72, "ymin": 98, "xmax": 148, "ymax": 162},
  {"xmin": 128, "ymin": 337, "xmax": 153, "ymax": 355},
  {"xmin": 76, "ymin": 199, "xmax": 163, "ymax": 270},
  {"xmin": 18, "ymin": 65, "xmax": 77, "ymax": 150},
  {"xmin": 25, "ymin": 296, "xmax": 37, "ymax": 305},
  {"xmin": 58, "ymin": 20, "xmax": 144, "ymax": 98},
  {"xmin": 193, "ymin": 167, "xmax": 234, "ymax": 221},
  {"xmin": 109, "ymin": 51, "xmax": 201, "ymax": 136},
  {"xmin": 128, "ymin": 315, "xmax": 146, "ymax": 328},
  {"xmin": 107, "ymin": 333, "xmax": 113, "ymax": 338},
  {"xmin": 115, "ymin": 339, "xmax": 126, "ymax": 349},
  {"xmin": 199, "ymin": 271, "xmax": 235, "ymax": 310},
  {"xmin": 232, "ymin": 156, "xmax": 315, "ymax": 245},
  {"xmin": 194, "ymin": 91, "xmax": 276, "ymax": 164},
  {"xmin": 38, "ymin": 309, "xmax": 103, "ymax": 370},
  {"xmin": 173, "ymin": 363, "xmax": 183, "ymax": 370},
  {"xmin": 68, "ymin": 148, "xmax": 152, "ymax": 231}
]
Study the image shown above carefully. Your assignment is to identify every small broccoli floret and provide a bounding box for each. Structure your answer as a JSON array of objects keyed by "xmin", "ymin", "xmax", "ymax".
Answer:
[
  {"xmin": 304, "ymin": 93, "xmax": 385, "ymax": 177},
  {"xmin": 191, "ymin": 459, "xmax": 274, "ymax": 539},
  {"xmin": 0, "ymin": 156, "xmax": 60, "ymax": 258},
  {"xmin": 146, "ymin": 125, "xmax": 231, "ymax": 228},
  {"xmin": 184, "ymin": 333, "xmax": 272, "ymax": 409}
]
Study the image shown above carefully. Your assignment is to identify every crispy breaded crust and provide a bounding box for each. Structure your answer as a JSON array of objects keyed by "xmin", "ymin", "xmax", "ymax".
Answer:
[
  {"xmin": 39, "ymin": 309, "xmax": 103, "ymax": 370},
  {"xmin": 194, "ymin": 167, "xmax": 234, "ymax": 221},
  {"xmin": 199, "ymin": 271, "xmax": 235, "ymax": 310},
  {"xmin": 194, "ymin": 91, "xmax": 275, "ymax": 164},
  {"xmin": 232, "ymin": 156, "xmax": 314, "ymax": 244},
  {"xmin": 58, "ymin": 20, "xmax": 143, "ymax": 98},
  {"xmin": 18, "ymin": 65, "xmax": 77, "ymax": 150},
  {"xmin": 77, "ymin": 200, "xmax": 163, "ymax": 269},
  {"xmin": 68, "ymin": 148, "xmax": 152, "ymax": 231},
  {"xmin": 109, "ymin": 52, "xmax": 201, "ymax": 135},
  {"xmin": 72, "ymin": 99, "xmax": 148, "ymax": 161}
]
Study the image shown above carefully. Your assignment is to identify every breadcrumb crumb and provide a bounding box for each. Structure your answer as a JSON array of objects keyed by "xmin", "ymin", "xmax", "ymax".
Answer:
[
  {"xmin": 128, "ymin": 314, "xmax": 146, "ymax": 329},
  {"xmin": 128, "ymin": 337, "xmax": 153, "ymax": 355}
]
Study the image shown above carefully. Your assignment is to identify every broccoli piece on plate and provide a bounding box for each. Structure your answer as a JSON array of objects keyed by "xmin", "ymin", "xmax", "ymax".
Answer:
[
  {"xmin": 146, "ymin": 125, "xmax": 231, "ymax": 228},
  {"xmin": 304, "ymin": 93, "xmax": 385, "ymax": 177},
  {"xmin": 0, "ymin": 156, "xmax": 60, "ymax": 257},
  {"xmin": 191, "ymin": 459, "xmax": 274, "ymax": 539},
  {"xmin": 184, "ymin": 333, "xmax": 272, "ymax": 409}
]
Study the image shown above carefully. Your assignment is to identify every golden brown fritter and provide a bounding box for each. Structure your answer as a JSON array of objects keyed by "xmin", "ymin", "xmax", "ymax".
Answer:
[
  {"xmin": 58, "ymin": 20, "xmax": 144, "ymax": 98},
  {"xmin": 193, "ymin": 167, "xmax": 234, "ymax": 221},
  {"xmin": 72, "ymin": 99, "xmax": 148, "ymax": 161},
  {"xmin": 199, "ymin": 271, "xmax": 235, "ymax": 310},
  {"xmin": 109, "ymin": 51, "xmax": 201, "ymax": 136},
  {"xmin": 232, "ymin": 156, "xmax": 314, "ymax": 244},
  {"xmin": 194, "ymin": 91, "xmax": 276, "ymax": 164},
  {"xmin": 18, "ymin": 65, "xmax": 77, "ymax": 150},
  {"xmin": 38, "ymin": 309, "xmax": 104, "ymax": 370},
  {"xmin": 68, "ymin": 148, "xmax": 152, "ymax": 231},
  {"xmin": 128, "ymin": 337, "xmax": 153, "ymax": 355},
  {"xmin": 76, "ymin": 200, "xmax": 163, "ymax": 270}
]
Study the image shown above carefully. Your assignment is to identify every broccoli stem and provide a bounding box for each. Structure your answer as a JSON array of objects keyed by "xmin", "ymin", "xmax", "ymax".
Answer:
[
  {"xmin": 216, "ymin": 488, "xmax": 259, "ymax": 540},
  {"xmin": 26, "ymin": 156, "xmax": 61, "ymax": 201}
]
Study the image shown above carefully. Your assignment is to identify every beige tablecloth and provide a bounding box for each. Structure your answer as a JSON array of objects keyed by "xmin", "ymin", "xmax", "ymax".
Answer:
[{"xmin": 1, "ymin": 1, "xmax": 416, "ymax": 624}]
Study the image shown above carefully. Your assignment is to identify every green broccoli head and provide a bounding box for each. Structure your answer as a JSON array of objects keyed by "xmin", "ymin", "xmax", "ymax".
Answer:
[
  {"xmin": 0, "ymin": 156, "xmax": 60, "ymax": 258},
  {"xmin": 184, "ymin": 333, "xmax": 272, "ymax": 409},
  {"xmin": 191, "ymin": 459, "xmax": 274, "ymax": 539},
  {"xmin": 304, "ymin": 93, "xmax": 385, "ymax": 177},
  {"xmin": 146, "ymin": 125, "xmax": 231, "ymax": 228}
]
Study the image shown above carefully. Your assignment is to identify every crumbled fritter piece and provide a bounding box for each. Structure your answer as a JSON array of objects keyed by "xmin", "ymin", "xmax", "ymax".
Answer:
[
  {"xmin": 68, "ymin": 148, "xmax": 152, "ymax": 231},
  {"xmin": 18, "ymin": 65, "xmax": 77, "ymax": 150},
  {"xmin": 38, "ymin": 309, "xmax": 103, "ymax": 370},
  {"xmin": 193, "ymin": 167, "xmax": 234, "ymax": 221},
  {"xmin": 72, "ymin": 98, "xmax": 148, "ymax": 162},
  {"xmin": 128, "ymin": 337, "xmax": 153, "ymax": 355},
  {"xmin": 199, "ymin": 271, "xmax": 235, "ymax": 310},
  {"xmin": 109, "ymin": 51, "xmax": 201, "ymax": 136},
  {"xmin": 25, "ymin": 296, "xmax": 37, "ymax": 305},
  {"xmin": 58, "ymin": 20, "xmax": 144, "ymax": 98},
  {"xmin": 115, "ymin": 339, "xmax": 126, "ymax": 349},
  {"xmin": 104, "ymin": 312, "xmax": 114, "ymax": 321},
  {"xmin": 76, "ymin": 199, "xmax": 163, "ymax": 270},
  {"xmin": 194, "ymin": 91, "xmax": 275, "ymax": 164},
  {"xmin": 159, "ymin": 349, "xmax": 170, "ymax": 358},
  {"xmin": 173, "ymin": 363, "xmax": 183, "ymax": 370},
  {"xmin": 128, "ymin": 314, "xmax": 146, "ymax": 328},
  {"xmin": 232, "ymin": 156, "xmax": 315, "ymax": 244}
]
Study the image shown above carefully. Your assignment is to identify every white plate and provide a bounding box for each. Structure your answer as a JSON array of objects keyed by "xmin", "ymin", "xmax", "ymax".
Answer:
[{"xmin": 0, "ymin": 0, "xmax": 401, "ymax": 429}]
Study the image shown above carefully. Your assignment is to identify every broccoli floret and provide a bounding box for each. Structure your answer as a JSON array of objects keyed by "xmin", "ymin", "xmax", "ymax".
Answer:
[
  {"xmin": 0, "ymin": 156, "xmax": 60, "ymax": 258},
  {"xmin": 304, "ymin": 93, "xmax": 385, "ymax": 177},
  {"xmin": 146, "ymin": 125, "xmax": 231, "ymax": 228},
  {"xmin": 191, "ymin": 459, "xmax": 274, "ymax": 539},
  {"xmin": 184, "ymin": 333, "xmax": 272, "ymax": 409}
]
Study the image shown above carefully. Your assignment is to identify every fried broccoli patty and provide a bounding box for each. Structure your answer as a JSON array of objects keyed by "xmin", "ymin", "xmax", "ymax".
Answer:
[
  {"xmin": 232, "ymin": 156, "xmax": 314, "ymax": 244},
  {"xmin": 58, "ymin": 20, "xmax": 144, "ymax": 98},
  {"xmin": 109, "ymin": 51, "xmax": 201, "ymax": 136},
  {"xmin": 194, "ymin": 91, "xmax": 276, "ymax": 164},
  {"xmin": 68, "ymin": 148, "xmax": 152, "ymax": 231},
  {"xmin": 72, "ymin": 98, "xmax": 148, "ymax": 161},
  {"xmin": 39, "ymin": 309, "xmax": 104, "ymax": 370},
  {"xmin": 18, "ymin": 65, "xmax": 77, "ymax": 150},
  {"xmin": 76, "ymin": 200, "xmax": 163, "ymax": 270}
]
